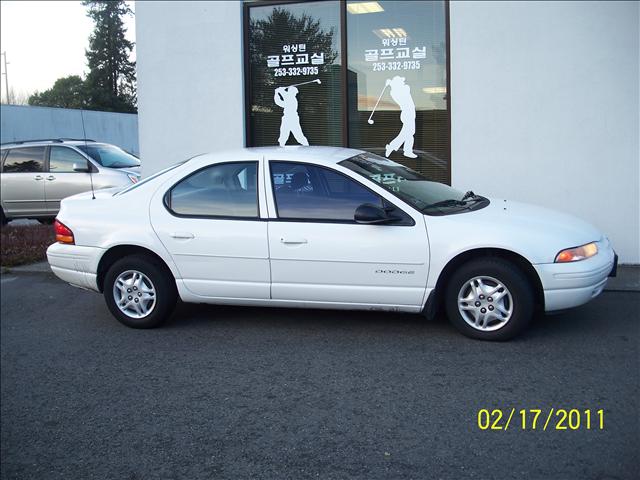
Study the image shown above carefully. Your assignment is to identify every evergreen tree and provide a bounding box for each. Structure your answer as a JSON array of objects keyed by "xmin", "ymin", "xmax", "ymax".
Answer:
[
  {"xmin": 83, "ymin": 0, "xmax": 136, "ymax": 113},
  {"xmin": 28, "ymin": 75, "xmax": 87, "ymax": 109}
]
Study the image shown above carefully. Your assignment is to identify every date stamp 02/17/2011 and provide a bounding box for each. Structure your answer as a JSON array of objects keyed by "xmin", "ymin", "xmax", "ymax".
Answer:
[{"xmin": 477, "ymin": 408, "xmax": 605, "ymax": 431}]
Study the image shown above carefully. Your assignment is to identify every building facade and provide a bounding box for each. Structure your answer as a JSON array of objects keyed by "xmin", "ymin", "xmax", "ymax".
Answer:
[{"xmin": 136, "ymin": 1, "xmax": 639, "ymax": 263}]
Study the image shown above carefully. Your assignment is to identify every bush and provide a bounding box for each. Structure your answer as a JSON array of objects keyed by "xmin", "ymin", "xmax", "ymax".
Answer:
[{"xmin": 0, "ymin": 224, "xmax": 56, "ymax": 267}]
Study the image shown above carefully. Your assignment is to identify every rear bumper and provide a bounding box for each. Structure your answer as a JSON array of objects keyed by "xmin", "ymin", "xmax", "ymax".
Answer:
[
  {"xmin": 46, "ymin": 242, "xmax": 103, "ymax": 292},
  {"xmin": 535, "ymin": 239, "xmax": 616, "ymax": 312}
]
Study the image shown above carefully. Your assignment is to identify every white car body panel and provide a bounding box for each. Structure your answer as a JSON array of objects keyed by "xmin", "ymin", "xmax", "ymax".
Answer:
[{"xmin": 47, "ymin": 146, "xmax": 615, "ymax": 317}]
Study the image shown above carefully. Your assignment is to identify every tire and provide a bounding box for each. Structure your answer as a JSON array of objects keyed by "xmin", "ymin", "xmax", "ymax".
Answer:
[
  {"xmin": 445, "ymin": 258, "xmax": 534, "ymax": 341},
  {"xmin": 103, "ymin": 254, "xmax": 177, "ymax": 328},
  {"xmin": 0, "ymin": 208, "xmax": 7, "ymax": 226}
]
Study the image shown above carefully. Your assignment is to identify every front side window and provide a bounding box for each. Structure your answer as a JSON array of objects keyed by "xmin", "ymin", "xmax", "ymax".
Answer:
[
  {"xmin": 2, "ymin": 147, "xmax": 45, "ymax": 173},
  {"xmin": 168, "ymin": 162, "xmax": 258, "ymax": 218},
  {"xmin": 270, "ymin": 161, "xmax": 383, "ymax": 221},
  {"xmin": 49, "ymin": 147, "xmax": 88, "ymax": 173},
  {"xmin": 77, "ymin": 144, "xmax": 140, "ymax": 168}
]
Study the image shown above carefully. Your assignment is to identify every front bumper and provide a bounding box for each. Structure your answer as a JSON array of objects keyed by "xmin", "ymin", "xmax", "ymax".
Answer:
[
  {"xmin": 534, "ymin": 238, "xmax": 616, "ymax": 312},
  {"xmin": 46, "ymin": 242, "xmax": 104, "ymax": 292}
]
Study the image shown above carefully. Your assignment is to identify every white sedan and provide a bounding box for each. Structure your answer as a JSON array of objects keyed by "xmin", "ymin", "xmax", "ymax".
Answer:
[{"xmin": 46, "ymin": 147, "xmax": 617, "ymax": 340}]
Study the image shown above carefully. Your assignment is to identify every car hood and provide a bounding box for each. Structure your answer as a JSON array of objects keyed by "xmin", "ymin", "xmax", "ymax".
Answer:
[
  {"xmin": 115, "ymin": 166, "xmax": 141, "ymax": 175},
  {"xmin": 424, "ymin": 198, "xmax": 604, "ymax": 264}
]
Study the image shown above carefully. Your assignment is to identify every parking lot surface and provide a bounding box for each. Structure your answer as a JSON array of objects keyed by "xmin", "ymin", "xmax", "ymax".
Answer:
[{"xmin": 1, "ymin": 271, "xmax": 638, "ymax": 480}]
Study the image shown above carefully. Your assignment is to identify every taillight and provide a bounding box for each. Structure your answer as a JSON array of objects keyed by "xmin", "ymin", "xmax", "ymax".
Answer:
[{"xmin": 54, "ymin": 220, "xmax": 74, "ymax": 244}]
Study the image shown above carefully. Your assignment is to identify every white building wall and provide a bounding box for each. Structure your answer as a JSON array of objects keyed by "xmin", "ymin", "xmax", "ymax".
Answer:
[
  {"xmin": 136, "ymin": 1, "xmax": 639, "ymax": 263},
  {"xmin": 136, "ymin": 0, "xmax": 244, "ymax": 175},
  {"xmin": 450, "ymin": 1, "xmax": 639, "ymax": 263}
]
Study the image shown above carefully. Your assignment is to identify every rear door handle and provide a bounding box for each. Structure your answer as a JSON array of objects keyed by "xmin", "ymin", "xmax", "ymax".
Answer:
[
  {"xmin": 34, "ymin": 175, "xmax": 43, "ymax": 181},
  {"xmin": 46, "ymin": 175, "xmax": 55, "ymax": 181},
  {"xmin": 170, "ymin": 232, "xmax": 195, "ymax": 239},
  {"xmin": 281, "ymin": 237, "xmax": 307, "ymax": 244}
]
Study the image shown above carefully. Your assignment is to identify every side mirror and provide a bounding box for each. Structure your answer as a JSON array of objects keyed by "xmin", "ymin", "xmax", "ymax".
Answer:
[
  {"xmin": 73, "ymin": 162, "xmax": 90, "ymax": 173},
  {"xmin": 354, "ymin": 203, "xmax": 392, "ymax": 224}
]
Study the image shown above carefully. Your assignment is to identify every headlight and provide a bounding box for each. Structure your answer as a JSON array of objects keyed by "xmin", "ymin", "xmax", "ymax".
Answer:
[
  {"xmin": 127, "ymin": 174, "xmax": 139, "ymax": 184},
  {"xmin": 555, "ymin": 242, "xmax": 598, "ymax": 262}
]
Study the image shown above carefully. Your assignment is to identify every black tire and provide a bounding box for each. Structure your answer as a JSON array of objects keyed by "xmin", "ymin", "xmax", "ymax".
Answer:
[
  {"xmin": 103, "ymin": 254, "xmax": 177, "ymax": 328},
  {"xmin": 0, "ymin": 208, "xmax": 7, "ymax": 226},
  {"xmin": 445, "ymin": 258, "xmax": 534, "ymax": 341}
]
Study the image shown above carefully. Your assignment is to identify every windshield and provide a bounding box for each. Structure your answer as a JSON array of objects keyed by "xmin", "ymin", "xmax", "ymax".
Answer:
[
  {"xmin": 78, "ymin": 144, "xmax": 140, "ymax": 168},
  {"xmin": 340, "ymin": 153, "xmax": 485, "ymax": 214},
  {"xmin": 115, "ymin": 161, "xmax": 187, "ymax": 196}
]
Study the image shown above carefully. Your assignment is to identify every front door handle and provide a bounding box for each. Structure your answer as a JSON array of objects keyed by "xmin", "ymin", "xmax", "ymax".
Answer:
[
  {"xmin": 34, "ymin": 175, "xmax": 43, "ymax": 181},
  {"xmin": 46, "ymin": 175, "xmax": 56, "ymax": 181},
  {"xmin": 170, "ymin": 232, "xmax": 195, "ymax": 239},
  {"xmin": 281, "ymin": 237, "xmax": 308, "ymax": 244}
]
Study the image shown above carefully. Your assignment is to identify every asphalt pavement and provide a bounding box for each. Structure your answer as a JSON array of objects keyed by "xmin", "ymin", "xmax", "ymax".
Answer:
[{"xmin": 1, "ymin": 271, "xmax": 638, "ymax": 480}]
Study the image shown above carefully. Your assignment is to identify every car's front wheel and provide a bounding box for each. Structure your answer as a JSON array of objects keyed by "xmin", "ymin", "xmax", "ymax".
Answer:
[
  {"xmin": 103, "ymin": 255, "xmax": 177, "ymax": 328},
  {"xmin": 445, "ymin": 258, "xmax": 534, "ymax": 341}
]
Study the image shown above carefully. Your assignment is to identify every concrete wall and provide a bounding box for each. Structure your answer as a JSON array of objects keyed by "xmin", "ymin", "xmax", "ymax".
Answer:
[
  {"xmin": 136, "ymin": 0, "xmax": 244, "ymax": 175},
  {"xmin": 0, "ymin": 104, "xmax": 139, "ymax": 155},
  {"xmin": 450, "ymin": 0, "xmax": 639, "ymax": 263}
]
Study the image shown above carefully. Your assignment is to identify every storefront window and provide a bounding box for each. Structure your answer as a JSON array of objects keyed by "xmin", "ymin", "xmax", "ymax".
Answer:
[
  {"xmin": 246, "ymin": 1, "xmax": 343, "ymax": 147},
  {"xmin": 245, "ymin": 1, "xmax": 449, "ymax": 184},
  {"xmin": 346, "ymin": 0, "xmax": 448, "ymax": 183}
]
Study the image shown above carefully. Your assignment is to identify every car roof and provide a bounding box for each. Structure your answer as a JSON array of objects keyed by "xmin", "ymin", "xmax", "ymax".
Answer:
[
  {"xmin": 192, "ymin": 146, "xmax": 365, "ymax": 166},
  {"xmin": 0, "ymin": 139, "xmax": 98, "ymax": 149}
]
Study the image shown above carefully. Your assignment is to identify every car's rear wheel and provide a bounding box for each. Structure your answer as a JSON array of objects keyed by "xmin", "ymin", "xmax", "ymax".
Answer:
[
  {"xmin": 0, "ymin": 208, "xmax": 7, "ymax": 226},
  {"xmin": 103, "ymin": 255, "xmax": 177, "ymax": 328},
  {"xmin": 445, "ymin": 258, "xmax": 533, "ymax": 341}
]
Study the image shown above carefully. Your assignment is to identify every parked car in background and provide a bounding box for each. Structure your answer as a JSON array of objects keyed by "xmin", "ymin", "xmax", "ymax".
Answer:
[
  {"xmin": 0, "ymin": 139, "xmax": 140, "ymax": 224},
  {"xmin": 47, "ymin": 147, "xmax": 616, "ymax": 341}
]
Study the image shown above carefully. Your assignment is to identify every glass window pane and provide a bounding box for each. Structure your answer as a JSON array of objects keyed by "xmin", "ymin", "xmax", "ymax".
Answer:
[
  {"xmin": 170, "ymin": 163, "xmax": 258, "ymax": 218},
  {"xmin": 271, "ymin": 161, "xmax": 382, "ymax": 221},
  {"xmin": 3, "ymin": 147, "xmax": 45, "ymax": 173},
  {"xmin": 346, "ymin": 0, "xmax": 449, "ymax": 184},
  {"xmin": 77, "ymin": 144, "xmax": 140, "ymax": 168},
  {"xmin": 49, "ymin": 147, "xmax": 88, "ymax": 173},
  {"xmin": 247, "ymin": 1, "xmax": 342, "ymax": 147}
]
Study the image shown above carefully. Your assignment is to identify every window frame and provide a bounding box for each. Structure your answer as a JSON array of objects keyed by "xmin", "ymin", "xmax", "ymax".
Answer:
[
  {"xmin": 163, "ymin": 161, "xmax": 262, "ymax": 221},
  {"xmin": 243, "ymin": 0, "xmax": 451, "ymax": 185},
  {"xmin": 1, "ymin": 146, "xmax": 46, "ymax": 174},
  {"xmin": 267, "ymin": 159, "xmax": 414, "ymax": 225}
]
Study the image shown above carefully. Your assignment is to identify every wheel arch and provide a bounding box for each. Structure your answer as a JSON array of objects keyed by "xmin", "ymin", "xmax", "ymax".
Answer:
[
  {"xmin": 426, "ymin": 247, "xmax": 545, "ymax": 318},
  {"xmin": 96, "ymin": 244, "xmax": 176, "ymax": 293}
]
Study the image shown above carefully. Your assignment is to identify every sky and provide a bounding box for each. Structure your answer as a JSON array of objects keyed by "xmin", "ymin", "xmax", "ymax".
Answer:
[{"xmin": 0, "ymin": 0, "xmax": 136, "ymax": 103}]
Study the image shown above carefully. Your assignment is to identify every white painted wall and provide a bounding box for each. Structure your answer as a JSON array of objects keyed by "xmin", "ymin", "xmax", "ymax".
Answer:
[
  {"xmin": 136, "ymin": 0, "xmax": 639, "ymax": 263},
  {"xmin": 450, "ymin": 1, "xmax": 639, "ymax": 263},
  {"xmin": 0, "ymin": 104, "xmax": 139, "ymax": 155},
  {"xmin": 136, "ymin": 1, "xmax": 244, "ymax": 176}
]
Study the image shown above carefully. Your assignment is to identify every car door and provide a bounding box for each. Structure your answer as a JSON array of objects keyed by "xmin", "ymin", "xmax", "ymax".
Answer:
[
  {"xmin": 0, "ymin": 146, "xmax": 47, "ymax": 217},
  {"xmin": 149, "ymin": 160, "xmax": 271, "ymax": 299},
  {"xmin": 266, "ymin": 160, "xmax": 430, "ymax": 309},
  {"xmin": 45, "ymin": 146, "xmax": 95, "ymax": 213}
]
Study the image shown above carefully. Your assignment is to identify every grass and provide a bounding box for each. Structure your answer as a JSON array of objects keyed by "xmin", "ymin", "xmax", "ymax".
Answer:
[{"xmin": 0, "ymin": 223, "xmax": 56, "ymax": 267}]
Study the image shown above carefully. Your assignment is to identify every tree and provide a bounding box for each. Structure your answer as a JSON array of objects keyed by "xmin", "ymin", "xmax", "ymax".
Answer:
[
  {"xmin": 28, "ymin": 76, "xmax": 86, "ymax": 109},
  {"xmin": 83, "ymin": 0, "xmax": 136, "ymax": 113}
]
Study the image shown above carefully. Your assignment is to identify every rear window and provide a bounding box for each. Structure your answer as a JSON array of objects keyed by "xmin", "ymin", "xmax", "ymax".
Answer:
[{"xmin": 2, "ymin": 147, "xmax": 46, "ymax": 173}]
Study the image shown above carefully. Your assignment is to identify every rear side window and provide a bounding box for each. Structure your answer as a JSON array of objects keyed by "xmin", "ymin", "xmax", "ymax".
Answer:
[
  {"xmin": 167, "ymin": 162, "xmax": 258, "ymax": 218},
  {"xmin": 3, "ymin": 147, "xmax": 45, "ymax": 173},
  {"xmin": 270, "ymin": 161, "xmax": 383, "ymax": 222},
  {"xmin": 49, "ymin": 147, "xmax": 88, "ymax": 173}
]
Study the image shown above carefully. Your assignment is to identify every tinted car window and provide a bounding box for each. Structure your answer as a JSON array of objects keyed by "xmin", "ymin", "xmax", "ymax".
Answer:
[
  {"xmin": 2, "ymin": 147, "xmax": 45, "ymax": 173},
  {"xmin": 169, "ymin": 162, "xmax": 258, "ymax": 218},
  {"xmin": 270, "ymin": 161, "xmax": 383, "ymax": 221},
  {"xmin": 49, "ymin": 147, "xmax": 88, "ymax": 173}
]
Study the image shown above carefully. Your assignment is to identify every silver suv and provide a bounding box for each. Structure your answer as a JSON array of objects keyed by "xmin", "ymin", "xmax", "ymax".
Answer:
[{"xmin": 0, "ymin": 139, "xmax": 141, "ymax": 224}]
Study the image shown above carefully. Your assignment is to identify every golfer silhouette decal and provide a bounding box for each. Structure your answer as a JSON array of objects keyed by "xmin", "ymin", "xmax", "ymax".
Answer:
[
  {"xmin": 368, "ymin": 76, "xmax": 417, "ymax": 159},
  {"xmin": 274, "ymin": 79, "xmax": 321, "ymax": 147}
]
